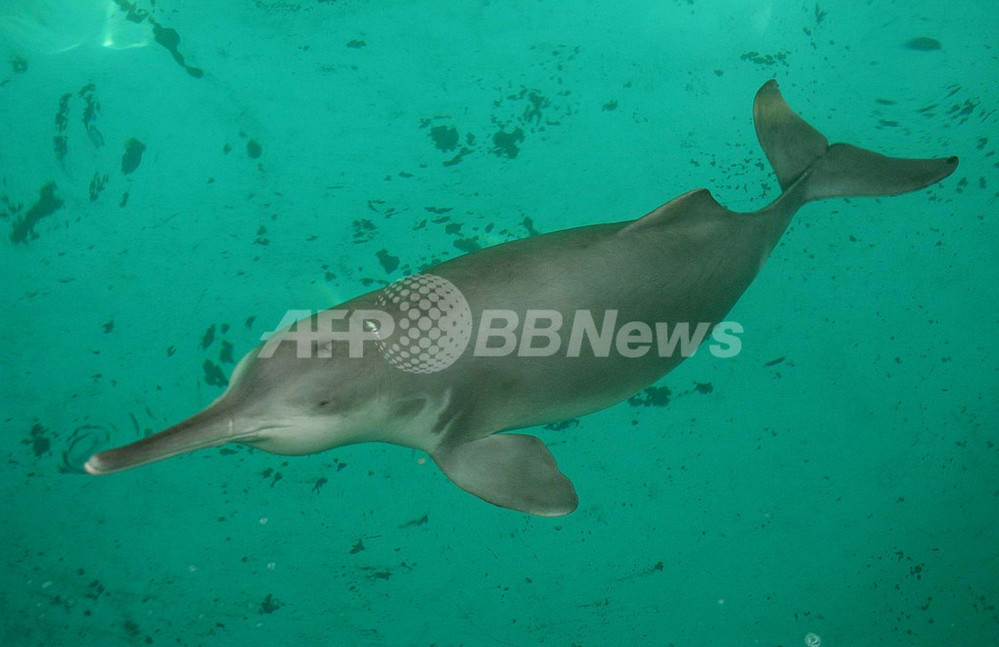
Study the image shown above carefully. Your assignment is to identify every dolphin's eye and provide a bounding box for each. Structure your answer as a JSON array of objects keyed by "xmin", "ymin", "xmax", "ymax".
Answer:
[{"xmin": 317, "ymin": 399, "xmax": 339, "ymax": 410}]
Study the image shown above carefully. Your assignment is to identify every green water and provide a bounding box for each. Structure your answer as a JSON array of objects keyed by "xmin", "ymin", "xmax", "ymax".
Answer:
[{"xmin": 1, "ymin": 1, "xmax": 995, "ymax": 645}]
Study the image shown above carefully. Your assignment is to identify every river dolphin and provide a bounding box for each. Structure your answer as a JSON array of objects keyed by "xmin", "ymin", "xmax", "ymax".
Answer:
[{"xmin": 85, "ymin": 80, "xmax": 958, "ymax": 516}]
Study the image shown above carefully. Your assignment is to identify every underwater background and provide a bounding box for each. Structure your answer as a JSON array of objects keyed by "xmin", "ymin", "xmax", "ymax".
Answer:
[{"xmin": 1, "ymin": 1, "xmax": 996, "ymax": 645}]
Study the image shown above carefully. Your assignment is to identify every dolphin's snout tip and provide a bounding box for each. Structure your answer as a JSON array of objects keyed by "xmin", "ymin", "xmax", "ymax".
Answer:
[{"xmin": 83, "ymin": 454, "xmax": 107, "ymax": 475}]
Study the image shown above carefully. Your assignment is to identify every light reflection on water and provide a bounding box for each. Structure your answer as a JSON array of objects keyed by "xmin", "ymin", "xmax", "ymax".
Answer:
[{"xmin": 0, "ymin": 0, "xmax": 149, "ymax": 56}]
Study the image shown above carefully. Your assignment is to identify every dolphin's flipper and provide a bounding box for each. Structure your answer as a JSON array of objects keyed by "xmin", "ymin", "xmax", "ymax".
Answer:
[
  {"xmin": 432, "ymin": 434, "xmax": 578, "ymax": 516},
  {"xmin": 753, "ymin": 80, "xmax": 958, "ymax": 200}
]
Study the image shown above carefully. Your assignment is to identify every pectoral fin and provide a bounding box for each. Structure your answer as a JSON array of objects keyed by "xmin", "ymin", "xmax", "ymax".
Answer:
[{"xmin": 432, "ymin": 433, "xmax": 578, "ymax": 516}]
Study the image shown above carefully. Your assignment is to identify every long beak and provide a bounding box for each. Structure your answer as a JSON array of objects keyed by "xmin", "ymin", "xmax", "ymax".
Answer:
[{"xmin": 84, "ymin": 403, "xmax": 234, "ymax": 475}]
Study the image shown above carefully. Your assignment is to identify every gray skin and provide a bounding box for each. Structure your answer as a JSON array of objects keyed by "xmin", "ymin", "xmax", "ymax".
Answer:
[{"xmin": 85, "ymin": 81, "xmax": 958, "ymax": 516}]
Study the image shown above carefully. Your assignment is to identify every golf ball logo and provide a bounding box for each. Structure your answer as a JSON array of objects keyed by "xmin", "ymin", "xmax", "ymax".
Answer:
[{"xmin": 375, "ymin": 273, "xmax": 472, "ymax": 373}]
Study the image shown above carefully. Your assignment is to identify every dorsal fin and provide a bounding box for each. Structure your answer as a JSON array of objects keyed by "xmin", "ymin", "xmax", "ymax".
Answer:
[{"xmin": 620, "ymin": 188, "xmax": 729, "ymax": 234}]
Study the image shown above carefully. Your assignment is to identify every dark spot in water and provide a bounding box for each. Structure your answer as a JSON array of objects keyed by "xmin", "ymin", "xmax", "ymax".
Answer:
[
  {"xmin": 258, "ymin": 594, "xmax": 283, "ymax": 614},
  {"xmin": 201, "ymin": 324, "xmax": 216, "ymax": 349},
  {"xmin": 79, "ymin": 84, "xmax": 103, "ymax": 147},
  {"xmin": 53, "ymin": 134, "xmax": 68, "ymax": 164},
  {"xmin": 346, "ymin": 39, "xmax": 366, "ymax": 48},
  {"xmin": 543, "ymin": 418, "xmax": 580, "ymax": 431},
  {"xmin": 946, "ymin": 100, "xmax": 977, "ymax": 125},
  {"xmin": 602, "ymin": 99, "xmax": 618, "ymax": 111},
  {"xmin": 628, "ymin": 386, "xmax": 671, "ymax": 407},
  {"xmin": 764, "ymin": 356, "xmax": 785, "ymax": 367},
  {"xmin": 694, "ymin": 382, "xmax": 713, "ymax": 394},
  {"xmin": 376, "ymin": 249, "xmax": 399, "ymax": 273},
  {"xmin": 123, "ymin": 619, "xmax": 141, "ymax": 637},
  {"xmin": 443, "ymin": 147, "xmax": 473, "ymax": 166},
  {"xmin": 350, "ymin": 539, "xmax": 365, "ymax": 554},
  {"xmin": 10, "ymin": 182, "xmax": 63, "ymax": 244},
  {"xmin": 25, "ymin": 423, "xmax": 52, "ymax": 457},
  {"xmin": 905, "ymin": 37, "xmax": 942, "ymax": 51},
  {"xmin": 203, "ymin": 360, "xmax": 228, "ymax": 387},
  {"xmin": 84, "ymin": 579, "xmax": 105, "ymax": 601},
  {"xmin": 219, "ymin": 340, "xmax": 234, "ymax": 363},
  {"xmin": 740, "ymin": 51, "xmax": 789, "ymax": 66},
  {"xmin": 150, "ymin": 18, "xmax": 204, "ymax": 78},
  {"xmin": 398, "ymin": 514, "xmax": 429, "ymax": 528},
  {"xmin": 430, "ymin": 125, "xmax": 459, "ymax": 152},
  {"xmin": 55, "ymin": 93, "xmax": 70, "ymax": 132},
  {"xmin": 246, "ymin": 139, "xmax": 262, "ymax": 159},
  {"xmin": 53, "ymin": 93, "xmax": 71, "ymax": 163},
  {"xmin": 11, "ymin": 56, "xmax": 27, "ymax": 73},
  {"xmin": 89, "ymin": 172, "xmax": 109, "ymax": 201},
  {"xmin": 103, "ymin": 319, "xmax": 114, "ymax": 333},
  {"xmin": 353, "ymin": 218, "xmax": 377, "ymax": 243},
  {"xmin": 515, "ymin": 88, "xmax": 549, "ymax": 124},
  {"xmin": 453, "ymin": 237, "xmax": 481, "ymax": 253},
  {"xmin": 121, "ymin": 138, "xmax": 146, "ymax": 175},
  {"xmin": 491, "ymin": 127, "xmax": 524, "ymax": 158},
  {"xmin": 112, "ymin": 0, "xmax": 149, "ymax": 23}
]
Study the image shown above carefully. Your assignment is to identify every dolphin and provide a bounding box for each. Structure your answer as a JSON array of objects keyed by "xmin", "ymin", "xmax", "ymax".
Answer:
[{"xmin": 85, "ymin": 81, "xmax": 958, "ymax": 516}]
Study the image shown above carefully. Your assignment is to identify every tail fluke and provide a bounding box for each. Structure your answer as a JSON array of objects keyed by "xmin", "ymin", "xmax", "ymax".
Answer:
[
  {"xmin": 803, "ymin": 143, "xmax": 959, "ymax": 200},
  {"xmin": 753, "ymin": 80, "xmax": 829, "ymax": 190},
  {"xmin": 753, "ymin": 80, "xmax": 958, "ymax": 200}
]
